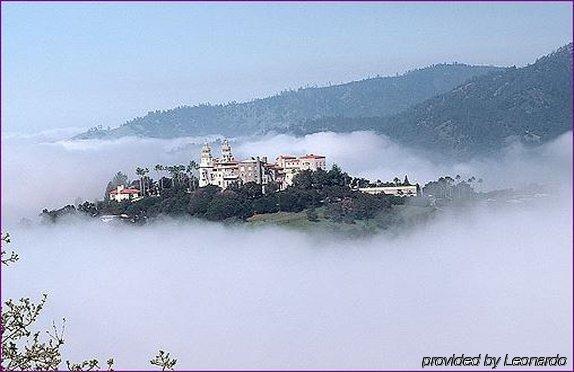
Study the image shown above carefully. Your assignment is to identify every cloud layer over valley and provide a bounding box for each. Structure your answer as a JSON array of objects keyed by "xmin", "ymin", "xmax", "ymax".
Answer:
[{"xmin": 1, "ymin": 129, "xmax": 572, "ymax": 369}]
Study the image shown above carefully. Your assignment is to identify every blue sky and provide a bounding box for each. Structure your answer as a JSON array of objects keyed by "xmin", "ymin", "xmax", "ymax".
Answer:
[{"xmin": 2, "ymin": 2, "xmax": 572, "ymax": 133}]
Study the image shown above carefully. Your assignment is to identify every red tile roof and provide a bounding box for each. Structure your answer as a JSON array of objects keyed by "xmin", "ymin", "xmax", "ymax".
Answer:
[
  {"xmin": 110, "ymin": 188, "xmax": 140, "ymax": 195},
  {"xmin": 300, "ymin": 154, "xmax": 325, "ymax": 159}
]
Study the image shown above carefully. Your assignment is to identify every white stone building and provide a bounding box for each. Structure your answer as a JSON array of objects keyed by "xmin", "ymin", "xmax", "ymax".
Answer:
[
  {"xmin": 275, "ymin": 154, "xmax": 326, "ymax": 186},
  {"xmin": 198, "ymin": 140, "xmax": 326, "ymax": 191},
  {"xmin": 358, "ymin": 185, "xmax": 418, "ymax": 197}
]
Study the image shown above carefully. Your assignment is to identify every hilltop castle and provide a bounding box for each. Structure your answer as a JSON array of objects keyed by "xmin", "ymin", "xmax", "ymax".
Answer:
[{"xmin": 199, "ymin": 139, "xmax": 326, "ymax": 191}]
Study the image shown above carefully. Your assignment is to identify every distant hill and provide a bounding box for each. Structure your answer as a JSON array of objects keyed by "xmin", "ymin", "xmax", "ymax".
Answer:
[
  {"xmin": 73, "ymin": 63, "xmax": 502, "ymax": 140},
  {"xmin": 291, "ymin": 43, "xmax": 573, "ymax": 158}
]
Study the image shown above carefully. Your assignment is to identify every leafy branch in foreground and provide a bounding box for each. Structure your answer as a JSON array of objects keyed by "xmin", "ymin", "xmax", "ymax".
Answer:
[
  {"xmin": 1, "ymin": 232, "xmax": 19, "ymax": 266},
  {"xmin": 150, "ymin": 350, "xmax": 177, "ymax": 371},
  {"xmin": 66, "ymin": 358, "xmax": 114, "ymax": 371},
  {"xmin": 1, "ymin": 232, "xmax": 177, "ymax": 370}
]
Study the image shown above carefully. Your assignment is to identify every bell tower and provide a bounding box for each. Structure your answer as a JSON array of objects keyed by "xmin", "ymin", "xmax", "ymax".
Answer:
[
  {"xmin": 221, "ymin": 139, "xmax": 234, "ymax": 162},
  {"xmin": 198, "ymin": 142, "xmax": 213, "ymax": 187},
  {"xmin": 200, "ymin": 142, "xmax": 213, "ymax": 167}
]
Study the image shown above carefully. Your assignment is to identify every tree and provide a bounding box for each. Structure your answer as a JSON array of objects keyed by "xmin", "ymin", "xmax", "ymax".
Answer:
[
  {"xmin": 236, "ymin": 182, "xmax": 263, "ymax": 199},
  {"xmin": 306, "ymin": 206, "xmax": 319, "ymax": 222},
  {"xmin": 105, "ymin": 172, "xmax": 129, "ymax": 199},
  {"xmin": 136, "ymin": 167, "xmax": 144, "ymax": 195},
  {"xmin": 326, "ymin": 164, "xmax": 350, "ymax": 187},
  {"xmin": 155, "ymin": 165, "xmax": 164, "ymax": 195},
  {"xmin": 136, "ymin": 167, "xmax": 150, "ymax": 197},
  {"xmin": 264, "ymin": 181, "xmax": 280, "ymax": 194},
  {"xmin": 168, "ymin": 165, "xmax": 186, "ymax": 189},
  {"xmin": 150, "ymin": 350, "xmax": 177, "ymax": 371},
  {"xmin": 186, "ymin": 161, "xmax": 199, "ymax": 192},
  {"xmin": 204, "ymin": 192, "xmax": 251, "ymax": 221}
]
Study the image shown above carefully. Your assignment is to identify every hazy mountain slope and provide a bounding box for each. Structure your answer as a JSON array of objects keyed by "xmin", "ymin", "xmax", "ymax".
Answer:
[
  {"xmin": 295, "ymin": 43, "xmax": 573, "ymax": 158},
  {"xmin": 382, "ymin": 43, "xmax": 573, "ymax": 157},
  {"xmin": 73, "ymin": 64, "xmax": 501, "ymax": 140}
]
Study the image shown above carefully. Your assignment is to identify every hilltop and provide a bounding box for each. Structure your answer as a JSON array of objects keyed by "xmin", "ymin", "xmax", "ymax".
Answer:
[
  {"xmin": 72, "ymin": 44, "xmax": 573, "ymax": 159},
  {"xmin": 293, "ymin": 43, "xmax": 573, "ymax": 157},
  {"xmin": 73, "ymin": 63, "xmax": 501, "ymax": 140}
]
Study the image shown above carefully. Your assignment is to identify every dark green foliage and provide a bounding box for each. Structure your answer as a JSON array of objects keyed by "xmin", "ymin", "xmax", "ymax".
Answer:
[
  {"xmin": 229, "ymin": 181, "xmax": 263, "ymax": 199},
  {"xmin": 422, "ymin": 176, "xmax": 477, "ymax": 202},
  {"xmin": 204, "ymin": 192, "xmax": 252, "ymax": 221},
  {"xmin": 74, "ymin": 64, "xmax": 501, "ymax": 140},
  {"xmin": 43, "ymin": 164, "xmax": 475, "ymax": 227},
  {"xmin": 77, "ymin": 201, "xmax": 98, "ymax": 216},
  {"xmin": 39, "ymin": 205, "xmax": 77, "ymax": 223},
  {"xmin": 324, "ymin": 193, "xmax": 393, "ymax": 223},
  {"xmin": 252, "ymin": 195, "xmax": 280, "ymax": 214},
  {"xmin": 187, "ymin": 185, "xmax": 221, "ymax": 216},
  {"xmin": 306, "ymin": 206, "xmax": 319, "ymax": 222}
]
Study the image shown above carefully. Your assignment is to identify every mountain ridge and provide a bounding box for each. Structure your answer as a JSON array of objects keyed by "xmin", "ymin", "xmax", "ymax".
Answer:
[
  {"xmin": 72, "ymin": 43, "xmax": 573, "ymax": 159},
  {"xmin": 73, "ymin": 63, "xmax": 503, "ymax": 140},
  {"xmin": 285, "ymin": 43, "xmax": 573, "ymax": 158}
]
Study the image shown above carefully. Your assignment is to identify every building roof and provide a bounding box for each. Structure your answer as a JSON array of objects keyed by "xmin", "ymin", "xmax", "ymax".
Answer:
[
  {"xmin": 110, "ymin": 188, "xmax": 140, "ymax": 195},
  {"xmin": 223, "ymin": 174, "xmax": 239, "ymax": 180},
  {"xmin": 277, "ymin": 155, "xmax": 297, "ymax": 159},
  {"xmin": 215, "ymin": 161, "xmax": 239, "ymax": 166},
  {"xmin": 300, "ymin": 154, "xmax": 326, "ymax": 159}
]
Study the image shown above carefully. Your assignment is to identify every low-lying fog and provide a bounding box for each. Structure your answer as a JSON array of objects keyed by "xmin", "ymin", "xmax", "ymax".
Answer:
[{"xmin": 1, "ymin": 129, "xmax": 572, "ymax": 369}]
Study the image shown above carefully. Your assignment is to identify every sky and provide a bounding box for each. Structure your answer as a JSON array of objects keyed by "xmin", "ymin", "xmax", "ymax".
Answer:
[{"xmin": 1, "ymin": 2, "xmax": 572, "ymax": 134}]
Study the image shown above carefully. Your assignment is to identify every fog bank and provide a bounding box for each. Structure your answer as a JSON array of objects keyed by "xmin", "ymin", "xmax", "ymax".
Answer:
[
  {"xmin": 3, "ymin": 193, "xmax": 571, "ymax": 369},
  {"xmin": 1, "ymin": 129, "xmax": 572, "ymax": 369}
]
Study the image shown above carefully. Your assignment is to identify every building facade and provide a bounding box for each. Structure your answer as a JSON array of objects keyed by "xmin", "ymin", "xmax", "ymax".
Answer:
[
  {"xmin": 198, "ymin": 140, "xmax": 326, "ymax": 191},
  {"xmin": 109, "ymin": 185, "xmax": 141, "ymax": 202},
  {"xmin": 358, "ymin": 185, "xmax": 419, "ymax": 197}
]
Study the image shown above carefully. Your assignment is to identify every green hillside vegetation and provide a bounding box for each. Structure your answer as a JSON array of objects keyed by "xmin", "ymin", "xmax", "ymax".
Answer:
[{"xmin": 41, "ymin": 165, "xmax": 484, "ymax": 235}]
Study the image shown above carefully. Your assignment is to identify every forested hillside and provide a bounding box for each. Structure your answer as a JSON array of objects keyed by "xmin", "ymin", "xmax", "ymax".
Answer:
[
  {"xmin": 290, "ymin": 43, "xmax": 573, "ymax": 158},
  {"xmin": 379, "ymin": 43, "xmax": 573, "ymax": 157},
  {"xmin": 73, "ymin": 64, "xmax": 500, "ymax": 140},
  {"xmin": 73, "ymin": 44, "xmax": 572, "ymax": 159}
]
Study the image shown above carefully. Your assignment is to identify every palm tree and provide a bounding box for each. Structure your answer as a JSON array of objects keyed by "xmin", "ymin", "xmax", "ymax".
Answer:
[
  {"xmin": 154, "ymin": 164, "xmax": 164, "ymax": 195},
  {"xmin": 186, "ymin": 161, "xmax": 199, "ymax": 191},
  {"xmin": 136, "ymin": 167, "xmax": 145, "ymax": 196},
  {"xmin": 167, "ymin": 165, "xmax": 185, "ymax": 188},
  {"xmin": 143, "ymin": 168, "xmax": 150, "ymax": 196},
  {"xmin": 136, "ymin": 167, "xmax": 150, "ymax": 196},
  {"xmin": 165, "ymin": 166, "xmax": 175, "ymax": 187},
  {"xmin": 177, "ymin": 165, "xmax": 186, "ymax": 187}
]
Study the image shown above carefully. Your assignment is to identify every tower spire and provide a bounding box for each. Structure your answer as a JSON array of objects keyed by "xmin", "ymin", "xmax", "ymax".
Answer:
[{"xmin": 221, "ymin": 139, "xmax": 234, "ymax": 162}]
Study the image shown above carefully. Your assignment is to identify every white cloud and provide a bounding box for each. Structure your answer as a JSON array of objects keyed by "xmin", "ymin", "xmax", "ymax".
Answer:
[
  {"xmin": 3, "ymin": 194, "xmax": 571, "ymax": 369},
  {"xmin": 1, "ymin": 130, "xmax": 571, "ymax": 369}
]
